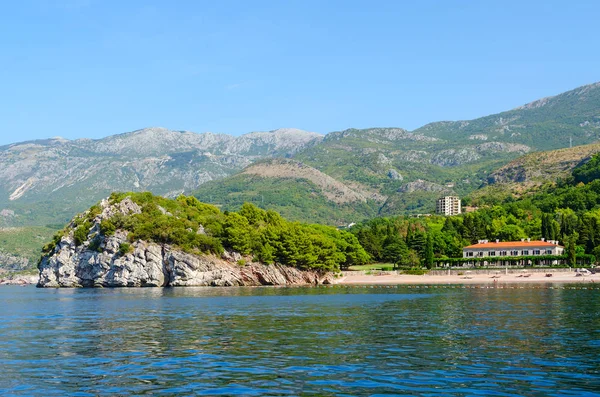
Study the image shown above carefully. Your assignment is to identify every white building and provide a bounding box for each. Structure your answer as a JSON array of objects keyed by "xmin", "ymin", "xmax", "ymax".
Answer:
[
  {"xmin": 462, "ymin": 239, "xmax": 564, "ymax": 258},
  {"xmin": 436, "ymin": 196, "xmax": 461, "ymax": 216}
]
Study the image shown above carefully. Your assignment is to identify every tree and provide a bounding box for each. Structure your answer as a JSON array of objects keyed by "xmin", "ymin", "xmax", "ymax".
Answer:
[
  {"xmin": 407, "ymin": 227, "xmax": 426, "ymax": 256},
  {"xmin": 564, "ymin": 232, "xmax": 579, "ymax": 267},
  {"xmin": 223, "ymin": 212, "xmax": 255, "ymax": 254},
  {"xmin": 382, "ymin": 241, "xmax": 409, "ymax": 269},
  {"xmin": 573, "ymin": 153, "xmax": 600, "ymax": 184},
  {"xmin": 498, "ymin": 224, "xmax": 526, "ymax": 242},
  {"xmin": 424, "ymin": 234, "xmax": 434, "ymax": 269}
]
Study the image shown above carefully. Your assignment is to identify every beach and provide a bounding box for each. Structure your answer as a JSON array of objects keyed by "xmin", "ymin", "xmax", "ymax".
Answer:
[{"xmin": 337, "ymin": 271, "xmax": 600, "ymax": 285}]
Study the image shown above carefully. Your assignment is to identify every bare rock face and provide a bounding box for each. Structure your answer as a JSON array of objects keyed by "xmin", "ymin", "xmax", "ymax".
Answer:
[
  {"xmin": 37, "ymin": 199, "xmax": 330, "ymax": 288},
  {"xmin": 37, "ymin": 236, "xmax": 326, "ymax": 288},
  {"xmin": 387, "ymin": 169, "xmax": 403, "ymax": 180}
]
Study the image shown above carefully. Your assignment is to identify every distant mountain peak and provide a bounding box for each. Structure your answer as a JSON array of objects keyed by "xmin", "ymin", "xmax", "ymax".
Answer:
[
  {"xmin": 515, "ymin": 96, "xmax": 553, "ymax": 110},
  {"xmin": 246, "ymin": 128, "xmax": 323, "ymax": 137},
  {"xmin": 515, "ymin": 81, "xmax": 600, "ymax": 110}
]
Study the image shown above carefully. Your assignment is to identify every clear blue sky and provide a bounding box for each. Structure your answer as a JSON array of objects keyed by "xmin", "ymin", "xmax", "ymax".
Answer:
[{"xmin": 1, "ymin": 0, "xmax": 599, "ymax": 145}]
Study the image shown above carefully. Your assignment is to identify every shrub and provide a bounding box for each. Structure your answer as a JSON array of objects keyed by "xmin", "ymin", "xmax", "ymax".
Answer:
[
  {"xmin": 73, "ymin": 222, "xmax": 91, "ymax": 246},
  {"xmin": 119, "ymin": 243, "xmax": 133, "ymax": 256},
  {"xmin": 88, "ymin": 236, "xmax": 103, "ymax": 252},
  {"xmin": 42, "ymin": 231, "xmax": 64, "ymax": 253},
  {"xmin": 100, "ymin": 219, "xmax": 116, "ymax": 236}
]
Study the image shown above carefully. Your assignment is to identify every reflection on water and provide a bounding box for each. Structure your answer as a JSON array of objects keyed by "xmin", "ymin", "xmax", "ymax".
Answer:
[{"xmin": 1, "ymin": 285, "xmax": 599, "ymax": 396}]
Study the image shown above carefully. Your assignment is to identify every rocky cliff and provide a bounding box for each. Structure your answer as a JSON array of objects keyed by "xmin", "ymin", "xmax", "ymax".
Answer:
[
  {"xmin": 37, "ymin": 197, "xmax": 334, "ymax": 288},
  {"xmin": 37, "ymin": 237, "xmax": 329, "ymax": 288}
]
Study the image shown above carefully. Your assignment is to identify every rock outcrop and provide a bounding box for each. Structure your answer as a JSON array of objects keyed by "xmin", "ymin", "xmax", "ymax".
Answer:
[
  {"xmin": 37, "ymin": 198, "xmax": 333, "ymax": 288},
  {"xmin": 0, "ymin": 251, "xmax": 29, "ymax": 270},
  {"xmin": 0, "ymin": 274, "xmax": 37, "ymax": 285}
]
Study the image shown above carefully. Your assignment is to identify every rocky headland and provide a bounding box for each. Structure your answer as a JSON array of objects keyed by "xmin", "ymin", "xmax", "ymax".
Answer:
[{"xmin": 37, "ymin": 197, "xmax": 335, "ymax": 288}]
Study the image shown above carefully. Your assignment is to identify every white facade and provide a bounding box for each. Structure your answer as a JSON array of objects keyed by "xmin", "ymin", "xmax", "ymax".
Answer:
[
  {"xmin": 462, "ymin": 240, "xmax": 564, "ymax": 258},
  {"xmin": 436, "ymin": 196, "xmax": 461, "ymax": 216}
]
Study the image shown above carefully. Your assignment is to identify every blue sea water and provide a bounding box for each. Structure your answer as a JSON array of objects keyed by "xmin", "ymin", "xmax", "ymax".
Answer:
[{"xmin": 1, "ymin": 285, "xmax": 599, "ymax": 396}]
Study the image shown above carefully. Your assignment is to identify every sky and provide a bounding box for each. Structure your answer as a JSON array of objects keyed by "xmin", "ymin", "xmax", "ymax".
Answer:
[{"xmin": 1, "ymin": 0, "xmax": 599, "ymax": 145}]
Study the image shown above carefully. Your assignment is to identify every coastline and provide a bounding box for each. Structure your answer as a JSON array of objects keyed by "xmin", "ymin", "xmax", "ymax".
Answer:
[
  {"xmin": 5, "ymin": 271, "xmax": 600, "ymax": 287},
  {"xmin": 0, "ymin": 274, "xmax": 38, "ymax": 286},
  {"xmin": 337, "ymin": 271, "xmax": 600, "ymax": 285}
]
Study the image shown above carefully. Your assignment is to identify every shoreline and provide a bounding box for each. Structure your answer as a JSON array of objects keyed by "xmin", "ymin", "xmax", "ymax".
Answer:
[
  {"xmin": 336, "ymin": 271, "xmax": 600, "ymax": 285},
  {"xmin": 3, "ymin": 272, "xmax": 599, "ymax": 287},
  {"xmin": 0, "ymin": 274, "xmax": 38, "ymax": 286}
]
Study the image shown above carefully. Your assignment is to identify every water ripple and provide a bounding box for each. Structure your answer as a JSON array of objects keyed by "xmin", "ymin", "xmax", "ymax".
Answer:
[{"xmin": 1, "ymin": 286, "xmax": 600, "ymax": 396}]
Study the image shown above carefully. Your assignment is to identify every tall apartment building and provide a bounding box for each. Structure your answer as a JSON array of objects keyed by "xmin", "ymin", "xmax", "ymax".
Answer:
[{"xmin": 436, "ymin": 196, "xmax": 461, "ymax": 216}]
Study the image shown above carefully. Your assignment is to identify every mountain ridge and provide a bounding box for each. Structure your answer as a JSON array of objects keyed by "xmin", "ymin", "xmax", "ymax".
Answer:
[{"xmin": 3, "ymin": 81, "xmax": 600, "ymax": 268}]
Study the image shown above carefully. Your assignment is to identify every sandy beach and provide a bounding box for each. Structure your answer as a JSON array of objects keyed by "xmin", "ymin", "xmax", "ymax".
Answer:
[{"xmin": 337, "ymin": 271, "xmax": 600, "ymax": 285}]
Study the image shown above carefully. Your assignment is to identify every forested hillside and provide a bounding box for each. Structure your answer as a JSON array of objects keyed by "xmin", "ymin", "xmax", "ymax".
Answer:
[
  {"xmin": 43, "ymin": 192, "xmax": 369, "ymax": 273},
  {"xmin": 196, "ymin": 82, "xmax": 600, "ymax": 223},
  {"xmin": 349, "ymin": 152, "xmax": 600, "ymax": 267}
]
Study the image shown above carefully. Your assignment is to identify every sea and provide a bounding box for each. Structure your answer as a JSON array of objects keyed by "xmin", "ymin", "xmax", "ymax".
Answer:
[{"xmin": 1, "ymin": 284, "xmax": 599, "ymax": 396}]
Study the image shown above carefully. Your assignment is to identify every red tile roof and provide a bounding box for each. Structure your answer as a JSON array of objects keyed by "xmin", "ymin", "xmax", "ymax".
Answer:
[{"xmin": 463, "ymin": 240, "xmax": 562, "ymax": 249}]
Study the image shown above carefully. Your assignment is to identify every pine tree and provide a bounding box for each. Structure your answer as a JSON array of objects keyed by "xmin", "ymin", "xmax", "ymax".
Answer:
[{"xmin": 425, "ymin": 234, "xmax": 434, "ymax": 269}]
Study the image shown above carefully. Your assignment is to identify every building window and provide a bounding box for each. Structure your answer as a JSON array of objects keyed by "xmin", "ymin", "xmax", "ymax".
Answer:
[
  {"xmin": 522, "ymin": 250, "xmax": 529, "ymax": 255},
  {"xmin": 510, "ymin": 250, "xmax": 519, "ymax": 256},
  {"xmin": 546, "ymin": 249, "xmax": 553, "ymax": 255},
  {"xmin": 533, "ymin": 250, "xmax": 541, "ymax": 255},
  {"xmin": 500, "ymin": 251, "xmax": 508, "ymax": 256},
  {"xmin": 467, "ymin": 252, "xmax": 474, "ymax": 257},
  {"xmin": 489, "ymin": 251, "xmax": 496, "ymax": 256}
]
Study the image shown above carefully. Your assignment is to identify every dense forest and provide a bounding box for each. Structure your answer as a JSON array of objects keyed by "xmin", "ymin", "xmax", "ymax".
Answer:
[{"xmin": 349, "ymin": 153, "xmax": 600, "ymax": 267}]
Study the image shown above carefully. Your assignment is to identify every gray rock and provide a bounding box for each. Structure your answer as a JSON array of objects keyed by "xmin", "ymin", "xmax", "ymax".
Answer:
[
  {"xmin": 387, "ymin": 169, "xmax": 403, "ymax": 180},
  {"xmin": 0, "ymin": 251, "xmax": 29, "ymax": 270},
  {"xmin": 37, "ymin": 197, "xmax": 330, "ymax": 288}
]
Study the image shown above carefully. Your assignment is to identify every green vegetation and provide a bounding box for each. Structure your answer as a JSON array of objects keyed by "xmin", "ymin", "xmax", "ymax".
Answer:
[
  {"xmin": 73, "ymin": 221, "xmax": 92, "ymax": 246},
  {"xmin": 118, "ymin": 243, "xmax": 133, "ymax": 256},
  {"xmin": 347, "ymin": 263, "xmax": 395, "ymax": 271},
  {"xmin": 414, "ymin": 83, "xmax": 600, "ymax": 150},
  {"xmin": 350, "ymin": 153, "xmax": 600, "ymax": 267},
  {"xmin": 0, "ymin": 226, "xmax": 58, "ymax": 269},
  {"xmin": 195, "ymin": 84, "xmax": 600, "ymax": 222},
  {"xmin": 4, "ymin": 82, "xmax": 600, "ymax": 273},
  {"xmin": 194, "ymin": 172, "xmax": 380, "ymax": 225},
  {"xmin": 51, "ymin": 192, "xmax": 369, "ymax": 273}
]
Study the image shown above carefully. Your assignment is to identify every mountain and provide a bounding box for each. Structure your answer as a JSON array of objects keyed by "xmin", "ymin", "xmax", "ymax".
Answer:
[
  {"xmin": 3, "ymin": 81, "xmax": 600, "ymax": 268},
  {"xmin": 0, "ymin": 127, "xmax": 322, "ymax": 227},
  {"xmin": 467, "ymin": 142, "xmax": 600, "ymax": 205},
  {"xmin": 194, "ymin": 159, "xmax": 381, "ymax": 225},
  {"xmin": 195, "ymin": 82, "xmax": 600, "ymax": 223},
  {"xmin": 415, "ymin": 82, "xmax": 600, "ymax": 149}
]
